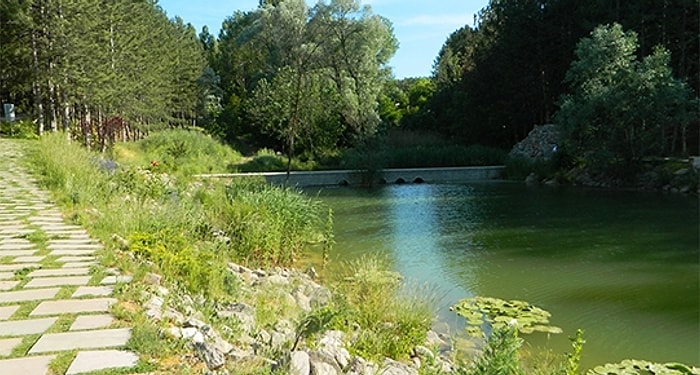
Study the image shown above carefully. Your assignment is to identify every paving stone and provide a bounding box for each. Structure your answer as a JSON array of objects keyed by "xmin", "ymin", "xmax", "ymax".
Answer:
[
  {"xmin": 0, "ymin": 243, "xmax": 35, "ymax": 250},
  {"xmin": 0, "ymin": 272, "xmax": 14, "ymax": 280},
  {"xmin": 49, "ymin": 239, "xmax": 99, "ymax": 245},
  {"xmin": 100, "ymin": 275, "xmax": 133, "ymax": 285},
  {"xmin": 0, "ymin": 305, "xmax": 20, "ymax": 320},
  {"xmin": 28, "ymin": 328, "xmax": 131, "ymax": 353},
  {"xmin": 48, "ymin": 249, "xmax": 97, "ymax": 256},
  {"xmin": 29, "ymin": 267, "xmax": 90, "ymax": 277},
  {"xmin": 55, "ymin": 256, "xmax": 94, "ymax": 263},
  {"xmin": 11, "ymin": 256, "xmax": 44, "ymax": 263},
  {"xmin": 70, "ymin": 314, "xmax": 114, "ymax": 331},
  {"xmin": 0, "ymin": 354, "xmax": 56, "ymax": 374},
  {"xmin": 0, "ymin": 337, "xmax": 23, "ymax": 356},
  {"xmin": 48, "ymin": 244, "xmax": 102, "ymax": 251},
  {"xmin": 30, "ymin": 297, "xmax": 116, "ymax": 316},
  {"xmin": 0, "ymin": 263, "xmax": 40, "ymax": 272},
  {"xmin": 72, "ymin": 286, "xmax": 113, "ymax": 298},
  {"xmin": 66, "ymin": 349, "xmax": 139, "ymax": 374},
  {"xmin": 24, "ymin": 275, "xmax": 91, "ymax": 288},
  {"xmin": 0, "ymin": 288, "xmax": 60, "ymax": 303},
  {"xmin": 62, "ymin": 262, "xmax": 97, "ymax": 269},
  {"xmin": 0, "ymin": 280, "xmax": 20, "ymax": 291},
  {"xmin": 0, "ymin": 250, "xmax": 36, "ymax": 257},
  {"xmin": 0, "ymin": 317, "xmax": 58, "ymax": 336}
]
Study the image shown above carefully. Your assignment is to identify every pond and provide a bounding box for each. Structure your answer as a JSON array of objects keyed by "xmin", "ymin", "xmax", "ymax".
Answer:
[{"xmin": 309, "ymin": 182, "xmax": 699, "ymax": 369}]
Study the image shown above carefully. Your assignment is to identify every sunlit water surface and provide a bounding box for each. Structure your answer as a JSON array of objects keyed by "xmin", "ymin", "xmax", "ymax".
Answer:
[{"xmin": 308, "ymin": 183, "xmax": 699, "ymax": 369}]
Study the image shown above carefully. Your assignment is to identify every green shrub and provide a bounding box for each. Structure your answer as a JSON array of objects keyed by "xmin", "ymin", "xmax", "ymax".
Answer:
[
  {"xmin": 0, "ymin": 120, "xmax": 38, "ymax": 139},
  {"xmin": 234, "ymin": 148, "xmax": 317, "ymax": 172}
]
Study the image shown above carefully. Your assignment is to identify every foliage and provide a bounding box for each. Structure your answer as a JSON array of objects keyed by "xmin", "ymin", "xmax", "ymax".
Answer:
[
  {"xmin": 461, "ymin": 326, "xmax": 525, "ymax": 375},
  {"xmin": 330, "ymin": 255, "xmax": 433, "ymax": 361},
  {"xmin": 206, "ymin": 0, "xmax": 397, "ymax": 162},
  {"xmin": 421, "ymin": 0, "xmax": 698, "ymax": 151},
  {"xmin": 114, "ymin": 129, "xmax": 243, "ymax": 177},
  {"xmin": 452, "ymin": 296, "xmax": 563, "ymax": 337},
  {"xmin": 0, "ymin": 0, "xmax": 206, "ymax": 138},
  {"xmin": 208, "ymin": 178, "xmax": 324, "ymax": 267},
  {"xmin": 0, "ymin": 120, "xmax": 39, "ymax": 139},
  {"xmin": 587, "ymin": 360, "xmax": 700, "ymax": 375},
  {"xmin": 565, "ymin": 329, "xmax": 585, "ymax": 375},
  {"xmin": 555, "ymin": 23, "xmax": 698, "ymax": 172}
]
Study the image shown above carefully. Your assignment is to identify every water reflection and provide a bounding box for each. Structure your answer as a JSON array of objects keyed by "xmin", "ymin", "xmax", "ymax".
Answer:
[{"xmin": 314, "ymin": 183, "xmax": 699, "ymax": 368}]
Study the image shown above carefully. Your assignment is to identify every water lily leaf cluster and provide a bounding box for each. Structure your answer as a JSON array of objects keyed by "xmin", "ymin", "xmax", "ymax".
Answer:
[
  {"xmin": 451, "ymin": 296, "xmax": 563, "ymax": 336},
  {"xmin": 587, "ymin": 359, "xmax": 700, "ymax": 375}
]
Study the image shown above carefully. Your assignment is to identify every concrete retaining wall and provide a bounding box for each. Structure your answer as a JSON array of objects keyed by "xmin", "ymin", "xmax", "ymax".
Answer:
[{"xmin": 199, "ymin": 166, "xmax": 505, "ymax": 187}]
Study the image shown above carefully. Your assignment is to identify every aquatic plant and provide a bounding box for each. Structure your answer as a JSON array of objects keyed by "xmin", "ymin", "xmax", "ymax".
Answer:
[
  {"xmin": 452, "ymin": 296, "xmax": 563, "ymax": 337},
  {"xmin": 587, "ymin": 360, "xmax": 700, "ymax": 375}
]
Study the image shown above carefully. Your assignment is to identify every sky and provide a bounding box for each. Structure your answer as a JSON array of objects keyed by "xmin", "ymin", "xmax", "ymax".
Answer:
[{"xmin": 158, "ymin": 0, "xmax": 490, "ymax": 79}]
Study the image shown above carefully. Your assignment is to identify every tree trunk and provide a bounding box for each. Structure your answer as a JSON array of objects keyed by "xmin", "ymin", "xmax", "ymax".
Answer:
[{"xmin": 31, "ymin": 28, "xmax": 44, "ymax": 135}]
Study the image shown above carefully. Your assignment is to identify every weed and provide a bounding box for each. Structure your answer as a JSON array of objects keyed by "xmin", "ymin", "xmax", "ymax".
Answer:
[
  {"xmin": 9, "ymin": 334, "xmax": 41, "ymax": 357},
  {"xmin": 49, "ymin": 351, "xmax": 77, "ymax": 375}
]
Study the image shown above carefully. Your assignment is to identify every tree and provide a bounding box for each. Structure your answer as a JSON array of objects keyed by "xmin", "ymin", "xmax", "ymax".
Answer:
[{"xmin": 555, "ymin": 23, "xmax": 697, "ymax": 171}]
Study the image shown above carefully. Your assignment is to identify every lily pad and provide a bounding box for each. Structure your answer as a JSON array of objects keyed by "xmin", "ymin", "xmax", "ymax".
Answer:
[
  {"xmin": 587, "ymin": 360, "xmax": 700, "ymax": 375},
  {"xmin": 452, "ymin": 296, "xmax": 562, "ymax": 337}
]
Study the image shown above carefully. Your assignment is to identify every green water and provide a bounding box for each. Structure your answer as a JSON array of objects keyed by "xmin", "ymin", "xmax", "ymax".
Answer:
[{"xmin": 310, "ymin": 182, "xmax": 699, "ymax": 369}]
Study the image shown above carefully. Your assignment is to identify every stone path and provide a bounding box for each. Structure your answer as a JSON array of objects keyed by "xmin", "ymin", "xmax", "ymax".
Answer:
[{"xmin": 0, "ymin": 139, "xmax": 138, "ymax": 374}]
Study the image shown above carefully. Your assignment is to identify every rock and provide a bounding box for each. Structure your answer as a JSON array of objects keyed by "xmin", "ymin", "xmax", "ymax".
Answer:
[
  {"xmin": 681, "ymin": 185, "xmax": 691, "ymax": 194},
  {"xmin": 194, "ymin": 341, "xmax": 227, "ymax": 370},
  {"xmin": 309, "ymin": 351, "xmax": 341, "ymax": 375},
  {"xmin": 318, "ymin": 330, "xmax": 350, "ymax": 369},
  {"xmin": 674, "ymin": 168, "xmax": 689, "ymax": 175},
  {"xmin": 201, "ymin": 325, "xmax": 234, "ymax": 354},
  {"xmin": 525, "ymin": 173, "xmax": 540, "ymax": 186},
  {"xmin": 144, "ymin": 272, "xmax": 162, "ymax": 285},
  {"xmin": 509, "ymin": 124, "xmax": 560, "ymax": 161},
  {"xmin": 347, "ymin": 357, "xmax": 379, "ymax": 375},
  {"xmin": 217, "ymin": 303, "xmax": 256, "ymax": 334},
  {"xmin": 264, "ymin": 274, "xmax": 290, "ymax": 286},
  {"xmin": 181, "ymin": 327, "xmax": 202, "ymax": 342},
  {"xmin": 145, "ymin": 295, "xmax": 164, "ymax": 320},
  {"xmin": 162, "ymin": 307, "xmax": 185, "ymax": 325},
  {"xmin": 270, "ymin": 331, "xmax": 287, "ymax": 351},
  {"xmin": 544, "ymin": 178, "xmax": 559, "ymax": 187},
  {"xmin": 380, "ymin": 359, "xmax": 419, "ymax": 375},
  {"xmin": 185, "ymin": 317, "xmax": 207, "ymax": 329},
  {"xmin": 228, "ymin": 346, "xmax": 254, "ymax": 361},
  {"xmin": 290, "ymin": 351, "xmax": 311, "ymax": 375},
  {"xmin": 412, "ymin": 346, "xmax": 434, "ymax": 361},
  {"xmin": 166, "ymin": 326, "xmax": 182, "ymax": 339},
  {"xmin": 256, "ymin": 329, "xmax": 272, "ymax": 347},
  {"xmin": 293, "ymin": 287, "xmax": 312, "ymax": 312}
]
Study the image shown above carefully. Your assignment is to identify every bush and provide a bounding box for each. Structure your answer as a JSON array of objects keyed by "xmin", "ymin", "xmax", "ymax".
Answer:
[{"xmin": 0, "ymin": 120, "xmax": 38, "ymax": 139}]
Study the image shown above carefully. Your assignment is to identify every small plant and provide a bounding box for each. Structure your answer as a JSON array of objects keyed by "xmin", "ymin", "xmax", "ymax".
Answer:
[
  {"xmin": 464, "ymin": 326, "xmax": 525, "ymax": 375},
  {"xmin": 565, "ymin": 329, "xmax": 585, "ymax": 375}
]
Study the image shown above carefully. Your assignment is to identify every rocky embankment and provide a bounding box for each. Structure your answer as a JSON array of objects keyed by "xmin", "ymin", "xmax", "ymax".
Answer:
[
  {"xmin": 511, "ymin": 124, "xmax": 699, "ymax": 193},
  {"xmin": 141, "ymin": 262, "xmax": 457, "ymax": 374}
]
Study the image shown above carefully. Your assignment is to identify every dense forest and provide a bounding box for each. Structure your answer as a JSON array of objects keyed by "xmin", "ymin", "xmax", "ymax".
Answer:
[{"xmin": 1, "ymin": 0, "xmax": 698, "ymax": 168}]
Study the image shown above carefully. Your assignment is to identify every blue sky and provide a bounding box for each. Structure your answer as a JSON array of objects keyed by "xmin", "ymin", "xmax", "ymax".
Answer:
[{"xmin": 158, "ymin": 0, "xmax": 489, "ymax": 79}]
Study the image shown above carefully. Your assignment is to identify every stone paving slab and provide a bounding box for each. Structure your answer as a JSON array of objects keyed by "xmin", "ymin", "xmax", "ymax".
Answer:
[
  {"xmin": 48, "ymin": 249, "xmax": 96, "ymax": 256},
  {"xmin": 70, "ymin": 314, "xmax": 114, "ymax": 331},
  {"xmin": 0, "ymin": 354, "xmax": 56, "ymax": 374},
  {"xmin": 11, "ymin": 256, "xmax": 44, "ymax": 263},
  {"xmin": 100, "ymin": 275, "xmax": 133, "ymax": 285},
  {"xmin": 28, "ymin": 268, "xmax": 90, "ymax": 277},
  {"xmin": 0, "ymin": 272, "xmax": 16, "ymax": 280},
  {"xmin": 61, "ymin": 262, "xmax": 97, "ymax": 269},
  {"xmin": 0, "ymin": 288, "xmax": 60, "ymax": 303},
  {"xmin": 0, "ymin": 280, "xmax": 20, "ymax": 291},
  {"xmin": 0, "ymin": 263, "xmax": 41, "ymax": 272},
  {"xmin": 24, "ymin": 275, "xmax": 91, "ymax": 288},
  {"xmin": 0, "ymin": 305, "xmax": 20, "ymax": 320},
  {"xmin": 55, "ymin": 256, "xmax": 94, "ymax": 263},
  {"xmin": 72, "ymin": 286, "xmax": 113, "ymax": 298},
  {"xmin": 28, "ymin": 328, "xmax": 131, "ymax": 353},
  {"xmin": 30, "ymin": 298, "xmax": 116, "ymax": 316},
  {"xmin": 0, "ymin": 317, "xmax": 58, "ymax": 336},
  {"xmin": 66, "ymin": 349, "xmax": 139, "ymax": 374},
  {"xmin": 0, "ymin": 337, "xmax": 23, "ymax": 356},
  {"xmin": 0, "ymin": 244, "xmax": 35, "ymax": 251},
  {"xmin": 0, "ymin": 250, "xmax": 37, "ymax": 257}
]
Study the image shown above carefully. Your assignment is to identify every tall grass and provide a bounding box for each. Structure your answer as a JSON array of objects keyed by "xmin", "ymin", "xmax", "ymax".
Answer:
[
  {"xmin": 329, "ymin": 255, "xmax": 435, "ymax": 361},
  {"xmin": 26, "ymin": 132, "xmax": 326, "ymax": 297}
]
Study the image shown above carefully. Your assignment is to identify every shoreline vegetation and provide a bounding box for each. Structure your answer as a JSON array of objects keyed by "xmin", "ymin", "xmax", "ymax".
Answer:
[{"xmin": 17, "ymin": 131, "xmax": 700, "ymax": 375}]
